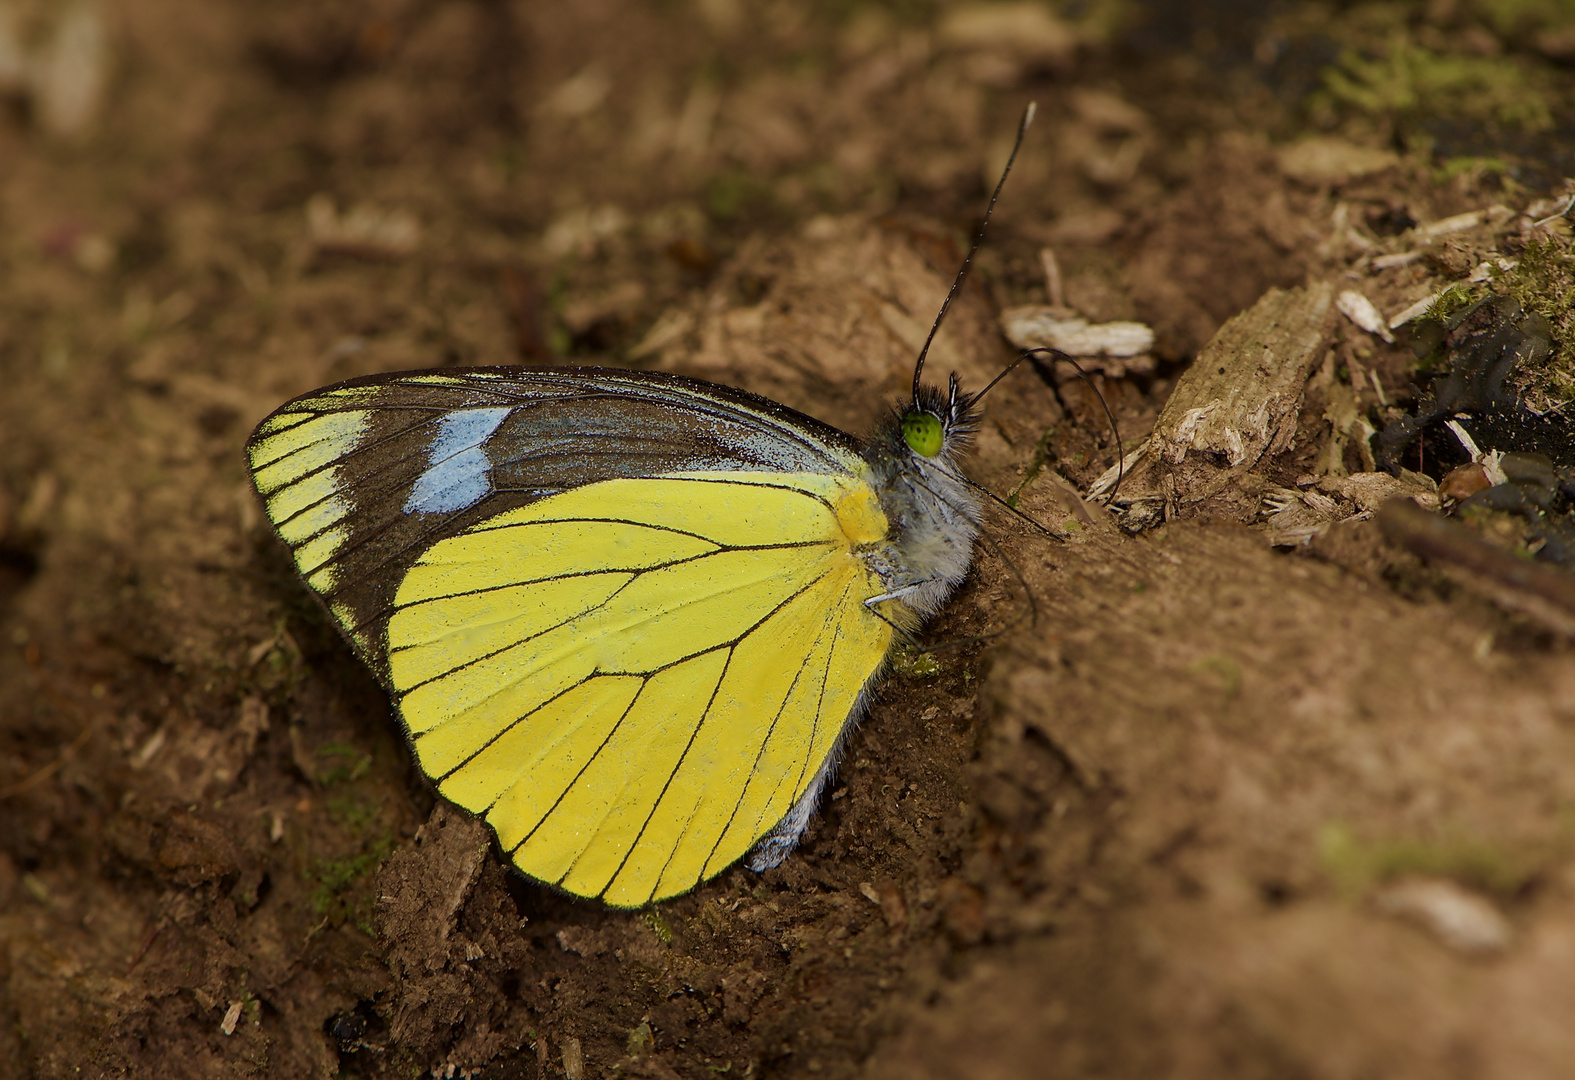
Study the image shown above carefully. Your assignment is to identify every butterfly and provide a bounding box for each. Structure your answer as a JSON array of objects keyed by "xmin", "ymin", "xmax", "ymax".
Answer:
[{"xmin": 246, "ymin": 106, "xmax": 1040, "ymax": 908}]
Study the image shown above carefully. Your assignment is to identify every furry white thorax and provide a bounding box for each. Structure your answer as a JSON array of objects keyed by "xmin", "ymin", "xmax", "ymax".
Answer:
[{"xmin": 860, "ymin": 394, "xmax": 983, "ymax": 622}]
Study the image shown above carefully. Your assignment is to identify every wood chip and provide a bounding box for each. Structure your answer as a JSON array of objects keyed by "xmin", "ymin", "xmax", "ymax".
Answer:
[
  {"xmin": 1418, "ymin": 206, "xmax": 1511, "ymax": 239},
  {"xmin": 561, "ymin": 1036, "xmax": 585, "ymax": 1080},
  {"xmin": 1372, "ymin": 251, "xmax": 1424, "ymax": 270},
  {"xmin": 1276, "ymin": 137, "xmax": 1398, "ymax": 185},
  {"xmin": 1337, "ymin": 289, "xmax": 1394, "ymax": 343},
  {"xmin": 936, "ymin": 3, "xmax": 1076, "ymax": 63},
  {"xmin": 1375, "ymin": 878, "xmax": 1511, "ymax": 955},
  {"xmin": 307, "ymin": 194, "xmax": 421, "ymax": 259},
  {"xmin": 1152, "ymin": 283, "xmax": 1332, "ymax": 470},
  {"xmin": 1001, "ymin": 306, "xmax": 1155, "ymax": 358}
]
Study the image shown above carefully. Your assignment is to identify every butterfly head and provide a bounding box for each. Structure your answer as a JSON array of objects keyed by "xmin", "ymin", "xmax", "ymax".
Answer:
[{"xmin": 900, "ymin": 373, "xmax": 979, "ymax": 463}]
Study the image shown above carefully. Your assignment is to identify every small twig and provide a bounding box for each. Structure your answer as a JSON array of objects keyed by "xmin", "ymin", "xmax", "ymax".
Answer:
[
  {"xmin": 1530, "ymin": 193, "xmax": 1575, "ymax": 229},
  {"xmin": 1040, "ymin": 246, "xmax": 1065, "ymax": 308},
  {"xmin": 0, "ymin": 727, "xmax": 91, "ymax": 799},
  {"xmin": 126, "ymin": 923, "xmax": 162, "ymax": 976},
  {"xmin": 1369, "ymin": 369, "xmax": 1388, "ymax": 408},
  {"xmin": 1377, "ymin": 499, "xmax": 1575, "ymax": 636}
]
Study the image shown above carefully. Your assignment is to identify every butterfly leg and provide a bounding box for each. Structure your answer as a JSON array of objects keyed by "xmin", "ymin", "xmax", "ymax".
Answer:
[
  {"xmin": 863, "ymin": 584, "xmax": 927, "ymax": 631},
  {"xmin": 863, "ymin": 584, "xmax": 923, "ymax": 608}
]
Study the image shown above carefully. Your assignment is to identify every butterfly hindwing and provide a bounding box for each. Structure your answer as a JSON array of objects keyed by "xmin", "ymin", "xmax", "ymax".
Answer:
[{"xmin": 247, "ymin": 368, "xmax": 895, "ymax": 905}]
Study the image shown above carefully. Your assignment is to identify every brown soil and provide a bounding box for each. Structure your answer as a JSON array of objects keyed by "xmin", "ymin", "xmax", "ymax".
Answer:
[{"xmin": 3, "ymin": 2, "xmax": 1575, "ymax": 1078}]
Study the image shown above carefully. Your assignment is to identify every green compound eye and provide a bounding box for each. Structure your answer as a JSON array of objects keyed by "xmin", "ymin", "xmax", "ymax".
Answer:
[{"xmin": 901, "ymin": 411, "xmax": 944, "ymax": 458}]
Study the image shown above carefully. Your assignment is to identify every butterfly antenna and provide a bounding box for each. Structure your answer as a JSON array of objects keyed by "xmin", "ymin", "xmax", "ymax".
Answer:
[
  {"xmin": 972, "ymin": 348, "xmax": 1032, "ymax": 401},
  {"xmin": 962, "ymin": 471, "xmax": 1064, "ymax": 540},
  {"xmin": 911, "ymin": 101, "xmax": 1037, "ymax": 405},
  {"xmin": 1043, "ymin": 352, "xmax": 1128, "ymax": 505},
  {"xmin": 977, "ymin": 346, "xmax": 1129, "ymax": 506},
  {"xmin": 912, "ymin": 456, "xmax": 1063, "ymax": 543}
]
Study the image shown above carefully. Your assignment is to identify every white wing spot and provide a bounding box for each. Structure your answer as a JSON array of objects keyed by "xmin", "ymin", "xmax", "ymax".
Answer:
[{"xmin": 405, "ymin": 407, "xmax": 513, "ymax": 515}]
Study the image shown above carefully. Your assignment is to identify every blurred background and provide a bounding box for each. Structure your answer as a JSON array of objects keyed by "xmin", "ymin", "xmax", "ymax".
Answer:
[{"xmin": 3, "ymin": 1, "xmax": 1575, "ymax": 1078}]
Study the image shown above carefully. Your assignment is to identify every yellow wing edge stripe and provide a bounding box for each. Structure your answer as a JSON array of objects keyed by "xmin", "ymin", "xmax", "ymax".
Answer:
[{"xmin": 248, "ymin": 409, "xmax": 371, "ymax": 477}]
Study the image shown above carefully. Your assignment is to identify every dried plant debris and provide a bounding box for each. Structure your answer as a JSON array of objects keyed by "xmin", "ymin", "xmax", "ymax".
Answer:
[
  {"xmin": 305, "ymin": 193, "xmax": 422, "ymax": 260},
  {"xmin": 0, "ymin": 0, "xmax": 108, "ymax": 137},
  {"xmin": 1100, "ymin": 282, "xmax": 1448, "ymax": 541},
  {"xmin": 999, "ymin": 305, "xmax": 1156, "ymax": 378},
  {"xmin": 1372, "ymin": 876, "xmax": 1512, "ymax": 956},
  {"xmin": 1264, "ymin": 471, "xmax": 1440, "ymax": 548}
]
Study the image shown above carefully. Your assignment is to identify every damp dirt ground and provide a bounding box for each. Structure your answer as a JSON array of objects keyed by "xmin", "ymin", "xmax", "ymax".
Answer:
[{"xmin": 4, "ymin": 2, "xmax": 1575, "ymax": 1078}]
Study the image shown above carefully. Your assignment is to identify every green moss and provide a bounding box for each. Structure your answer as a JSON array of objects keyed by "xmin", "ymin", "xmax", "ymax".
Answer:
[
  {"xmin": 626, "ymin": 1020, "xmax": 655, "ymax": 1056},
  {"xmin": 315, "ymin": 742, "xmax": 372, "ymax": 786},
  {"xmin": 1434, "ymin": 155, "xmax": 1508, "ymax": 182},
  {"xmin": 1318, "ymin": 822, "xmax": 1547, "ymax": 898},
  {"xmin": 1315, "ymin": 32, "xmax": 1554, "ymax": 131},
  {"xmin": 891, "ymin": 646, "xmax": 940, "ymax": 678},
  {"xmin": 1427, "ymin": 281, "xmax": 1480, "ymax": 323},
  {"xmin": 1469, "ymin": 0, "xmax": 1575, "ymax": 37},
  {"xmin": 1496, "ymin": 231, "xmax": 1575, "ymax": 412},
  {"xmin": 327, "ymin": 790, "xmax": 383, "ymax": 834},
  {"xmin": 305, "ymin": 742, "xmax": 399, "ymax": 934},
  {"xmin": 643, "ymin": 909, "xmax": 674, "ymax": 946},
  {"xmin": 1070, "ymin": 0, "xmax": 1139, "ymax": 45},
  {"xmin": 308, "ymin": 835, "xmax": 395, "ymax": 934}
]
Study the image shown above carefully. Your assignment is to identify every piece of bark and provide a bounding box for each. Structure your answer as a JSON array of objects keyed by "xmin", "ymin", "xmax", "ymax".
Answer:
[{"xmin": 1153, "ymin": 282, "xmax": 1333, "ymax": 472}]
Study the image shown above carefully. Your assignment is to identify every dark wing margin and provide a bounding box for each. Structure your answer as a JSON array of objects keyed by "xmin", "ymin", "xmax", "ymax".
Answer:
[{"xmin": 244, "ymin": 365, "xmax": 865, "ymax": 682}]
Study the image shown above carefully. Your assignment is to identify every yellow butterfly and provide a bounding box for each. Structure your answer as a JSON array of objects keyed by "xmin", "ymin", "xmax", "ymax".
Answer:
[{"xmin": 247, "ymin": 106, "xmax": 1038, "ymax": 908}]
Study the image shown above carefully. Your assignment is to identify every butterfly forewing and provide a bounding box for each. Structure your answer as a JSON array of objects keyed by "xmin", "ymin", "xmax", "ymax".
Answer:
[{"xmin": 246, "ymin": 367, "xmax": 894, "ymax": 905}]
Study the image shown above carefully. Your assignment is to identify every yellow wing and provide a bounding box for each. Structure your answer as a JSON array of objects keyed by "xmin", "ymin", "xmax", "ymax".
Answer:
[{"xmin": 385, "ymin": 470, "xmax": 893, "ymax": 906}]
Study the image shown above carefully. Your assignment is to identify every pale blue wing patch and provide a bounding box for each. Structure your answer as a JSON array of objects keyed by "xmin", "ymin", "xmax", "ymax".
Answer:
[{"xmin": 405, "ymin": 407, "xmax": 514, "ymax": 515}]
